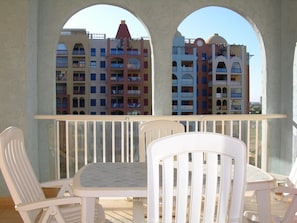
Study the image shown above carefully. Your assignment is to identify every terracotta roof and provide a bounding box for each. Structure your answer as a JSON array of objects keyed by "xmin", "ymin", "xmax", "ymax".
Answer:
[{"xmin": 115, "ymin": 20, "xmax": 131, "ymax": 39}]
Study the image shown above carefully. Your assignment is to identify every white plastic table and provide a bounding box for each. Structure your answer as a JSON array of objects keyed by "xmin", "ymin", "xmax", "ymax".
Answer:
[{"xmin": 73, "ymin": 162, "xmax": 276, "ymax": 223}]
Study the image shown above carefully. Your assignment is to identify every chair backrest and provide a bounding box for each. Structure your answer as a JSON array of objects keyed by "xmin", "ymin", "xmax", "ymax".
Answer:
[
  {"xmin": 0, "ymin": 126, "xmax": 45, "ymax": 222},
  {"xmin": 147, "ymin": 132, "xmax": 247, "ymax": 223},
  {"xmin": 138, "ymin": 120, "xmax": 184, "ymax": 162},
  {"xmin": 287, "ymin": 157, "xmax": 297, "ymax": 187}
]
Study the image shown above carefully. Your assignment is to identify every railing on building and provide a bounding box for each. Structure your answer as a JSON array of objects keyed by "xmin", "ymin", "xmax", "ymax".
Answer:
[{"xmin": 35, "ymin": 114, "xmax": 287, "ymax": 179}]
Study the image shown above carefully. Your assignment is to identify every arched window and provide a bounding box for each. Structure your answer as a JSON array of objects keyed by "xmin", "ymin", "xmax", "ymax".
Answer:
[
  {"xmin": 73, "ymin": 98, "xmax": 78, "ymax": 108},
  {"xmin": 231, "ymin": 62, "xmax": 242, "ymax": 73},
  {"xmin": 128, "ymin": 58, "xmax": 140, "ymax": 69},
  {"xmin": 79, "ymin": 97, "xmax": 85, "ymax": 107},
  {"xmin": 72, "ymin": 43, "xmax": 85, "ymax": 55},
  {"xmin": 217, "ymin": 62, "xmax": 227, "ymax": 72}
]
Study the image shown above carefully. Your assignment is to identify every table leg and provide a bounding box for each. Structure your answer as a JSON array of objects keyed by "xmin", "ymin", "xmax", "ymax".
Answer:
[
  {"xmin": 255, "ymin": 189, "xmax": 272, "ymax": 223},
  {"xmin": 81, "ymin": 197, "xmax": 96, "ymax": 223},
  {"xmin": 133, "ymin": 198, "xmax": 145, "ymax": 223}
]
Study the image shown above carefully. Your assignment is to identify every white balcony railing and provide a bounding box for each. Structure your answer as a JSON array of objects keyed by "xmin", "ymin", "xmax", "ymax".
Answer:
[{"xmin": 35, "ymin": 114, "xmax": 287, "ymax": 179}]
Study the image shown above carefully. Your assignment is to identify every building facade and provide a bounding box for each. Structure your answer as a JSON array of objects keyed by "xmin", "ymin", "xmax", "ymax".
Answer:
[
  {"xmin": 172, "ymin": 33, "xmax": 249, "ymax": 115},
  {"xmin": 56, "ymin": 21, "xmax": 152, "ymax": 115},
  {"xmin": 57, "ymin": 27, "xmax": 249, "ymax": 116}
]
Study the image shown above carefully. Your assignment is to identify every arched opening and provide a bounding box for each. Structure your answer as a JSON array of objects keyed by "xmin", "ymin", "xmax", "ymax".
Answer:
[
  {"xmin": 57, "ymin": 4, "xmax": 151, "ymax": 115},
  {"xmin": 175, "ymin": 6, "xmax": 264, "ymax": 115}
]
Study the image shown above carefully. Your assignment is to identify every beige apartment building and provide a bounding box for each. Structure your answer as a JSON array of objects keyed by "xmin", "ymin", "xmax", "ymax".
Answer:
[
  {"xmin": 56, "ymin": 21, "xmax": 152, "ymax": 115},
  {"xmin": 172, "ymin": 32, "xmax": 249, "ymax": 115}
]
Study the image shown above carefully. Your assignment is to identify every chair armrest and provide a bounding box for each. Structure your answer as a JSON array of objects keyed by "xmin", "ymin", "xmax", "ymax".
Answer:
[
  {"xmin": 40, "ymin": 178, "xmax": 73, "ymax": 197},
  {"xmin": 40, "ymin": 178, "xmax": 73, "ymax": 188},
  {"xmin": 270, "ymin": 173, "xmax": 288, "ymax": 184},
  {"xmin": 275, "ymin": 185, "xmax": 297, "ymax": 194},
  {"xmin": 15, "ymin": 196, "xmax": 81, "ymax": 211}
]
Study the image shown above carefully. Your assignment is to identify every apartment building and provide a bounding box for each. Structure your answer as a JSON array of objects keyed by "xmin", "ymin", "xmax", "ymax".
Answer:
[
  {"xmin": 56, "ymin": 20, "xmax": 152, "ymax": 115},
  {"xmin": 56, "ymin": 22, "xmax": 248, "ymax": 116},
  {"xmin": 172, "ymin": 32, "xmax": 250, "ymax": 115}
]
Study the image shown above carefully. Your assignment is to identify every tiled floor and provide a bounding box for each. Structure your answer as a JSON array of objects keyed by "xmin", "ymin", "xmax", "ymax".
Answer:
[
  {"xmin": 0, "ymin": 193, "xmax": 290, "ymax": 223},
  {"xmin": 0, "ymin": 197, "xmax": 134, "ymax": 223}
]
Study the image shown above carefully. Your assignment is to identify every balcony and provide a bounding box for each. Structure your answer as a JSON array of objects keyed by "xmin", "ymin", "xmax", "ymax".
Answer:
[
  {"xmin": 127, "ymin": 90, "xmax": 140, "ymax": 94},
  {"xmin": 35, "ymin": 114, "xmax": 286, "ymax": 179}
]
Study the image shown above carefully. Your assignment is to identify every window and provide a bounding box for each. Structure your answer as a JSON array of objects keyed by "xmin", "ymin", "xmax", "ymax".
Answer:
[
  {"xmin": 100, "ymin": 48, "xmax": 106, "ymax": 56},
  {"xmin": 56, "ymin": 57, "xmax": 68, "ymax": 68},
  {"xmin": 202, "ymin": 64, "xmax": 207, "ymax": 72},
  {"xmin": 90, "ymin": 73, "xmax": 96, "ymax": 81},
  {"xmin": 144, "ymin": 86, "xmax": 148, "ymax": 93},
  {"xmin": 144, "ymin": 74, "xmax": 148, "ymax": 81},
  {"xmin": 100, "ymin": 86, "xmax": 106, "ymax": 93},
  {"xmin": 202, "ymin": 76, "xmax": 207, "ymax": 84},
  {"xmin": 202, "ymin": 101, "xmax": 207, "ymax": 109},
  {"xmin": 73, "ymin": 98, "xmax": 78, "ymax": 108},
  {"xmin": 90, "ymin": 61, "xmax": 96, "ymax": 68},
  {"xmin": 73, "ymin": 85, "xmax": 85, "ymax": 94},
  {"xmin": 100, "ymin": 99, "xmax": 106, "ymax": 106},
  {"xmin": 91, "ymin": 48, "xmax": 96, "ymax": 57},
  {"xmin": 202, "ymin": 53, "xmax": 207, "ymax": 61},
  {"xmin": 144, "ymin": 98, "xmax": 148, "ymax": 105},
  {"xmin": 90, "ymin": 99, "xmax": 96, "ymax": 106},
  {"xmin": 202, "ymin": 89, "xmax": 207, "ymax": 96},
  {"xmin": 79, "ymin": 98, "xmax": 85, "ymax": 107},
  {"xmin": 100, "ymin": 73, "xmax": 106, "ymax": 81},
  {"xmin": 100, "ymin": 61, "xmax": 106, "ymax": 68},
  {"xmin": 144, "ymin": 61, "xmax": 148, "ymax": 68},
  {"xmin": 90, "ymin": 86, "xmax": 96, "ymax": 94}
]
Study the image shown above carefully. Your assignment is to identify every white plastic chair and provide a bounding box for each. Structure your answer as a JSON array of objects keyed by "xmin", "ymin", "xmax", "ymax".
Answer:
[
  {"xmin": 133, "ymin": 120, "xmax": 185, "ymax": 221},
  {"xmin": 244, "ymin": 157, "xmax": 297, "ymax": 223},
  {"xmin": 147, "ymin": 132, "xmax": 247, "ymax": 223},
  {"xmin": 138, "ymin": 120, "xmax": 185, "ymax": 162},
  {"xmin": 0, "ymin": 126, "xmax": 105, "ymax": 223}
]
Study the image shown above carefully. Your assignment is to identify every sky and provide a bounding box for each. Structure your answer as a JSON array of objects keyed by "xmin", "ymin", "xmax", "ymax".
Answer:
[{"xmin": 64, "ymin": 5, "xmax": 261, "ymax": 102}]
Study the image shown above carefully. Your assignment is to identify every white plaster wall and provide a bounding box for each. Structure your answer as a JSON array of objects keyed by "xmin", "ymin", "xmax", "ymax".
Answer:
[
  {"xmin": 0, "ymin": 0, "xmax": 296, "ymax": 195},
  {"xmin": 0, "ymin": 0, "xmax": 39, "ymax": 195}
]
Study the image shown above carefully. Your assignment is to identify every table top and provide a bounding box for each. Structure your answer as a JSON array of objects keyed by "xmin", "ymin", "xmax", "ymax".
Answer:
[{"xmin": 73, "ymin": 162, "xmax": 276, "ymax": 197}]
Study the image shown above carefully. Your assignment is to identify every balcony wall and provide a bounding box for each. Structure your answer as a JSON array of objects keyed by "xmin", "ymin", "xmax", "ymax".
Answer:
[
  {"xmin": 0, "ymin": 0, "xmax": 297, "ymax": 196},
  {"xmin": 35, "ymin": 114, "xmax": 286, "ymax": 179}
]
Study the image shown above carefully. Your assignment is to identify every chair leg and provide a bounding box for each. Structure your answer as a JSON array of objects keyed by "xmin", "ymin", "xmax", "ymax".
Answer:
[
  {"xmin": 133, "ymin": 198, "xmax": 145, "ymax": 223},
  {"xmin": 282, "ymin": 196, "xmax": 297, "ymax": 223}
]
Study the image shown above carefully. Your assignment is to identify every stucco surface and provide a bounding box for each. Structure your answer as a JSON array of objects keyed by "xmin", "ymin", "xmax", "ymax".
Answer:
[{"xmin": 0, "ymin": 0, "xmax": 296, "ymax": 195}]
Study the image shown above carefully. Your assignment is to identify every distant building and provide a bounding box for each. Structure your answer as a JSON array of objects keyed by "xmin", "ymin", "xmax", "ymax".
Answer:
[
  {"xmin": 172, "ymin": 32, "xmax": 250, "ymax": 114},
  {"xmin": 56, "ymin": 20, "xmax": 152, "ymax": 115},
  {"xmin": 56, "ymin": 22, "xmax": 249, "ymax": 115}
]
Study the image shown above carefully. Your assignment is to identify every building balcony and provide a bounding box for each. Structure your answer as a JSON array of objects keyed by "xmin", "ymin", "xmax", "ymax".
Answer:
[
  {"xmin": 181, "ymin": 92, "xmax": 194, "ymax": 98},
  {"xmin": 127, "ymin": 63, "xmax": 140, "ymax": 69},
  {"xmin": 111, "ymin": 90, "xmax": 124, "ymax": 95},
  {"xmin": 128, "ymin": 76, "xmax": 141, "ymax": 81},
  {"xmin": 180, "ymin": 105, "xmax": 194, "ymax": 110},
  {"xmin": 110, "ymin": 103, "xmax": 124, "ymax": 108},
  {"xmin": 110, "ymin": 76, "xmax": 124, "ymax": 81},
  {"xmin": 128, "ymin": 103, "xmax": 140, "ymax": 108},
  {"xmin": 127, "ymin": 90, "xmax": 140, "ymax": 94},
  {"xmin": 110, "ymin": 63, "xmax": 124, "ymax": 68},
  {"xmin": 110, "ymin": 49, "xmax": 124, "ymax": 55},
  {"xmin": 127, "ymin": 50, "xmax": 140, "ymax": 55},
  {"xmin": 72, "ymin": 50, "xmax": 85, "ymax": 55}
]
